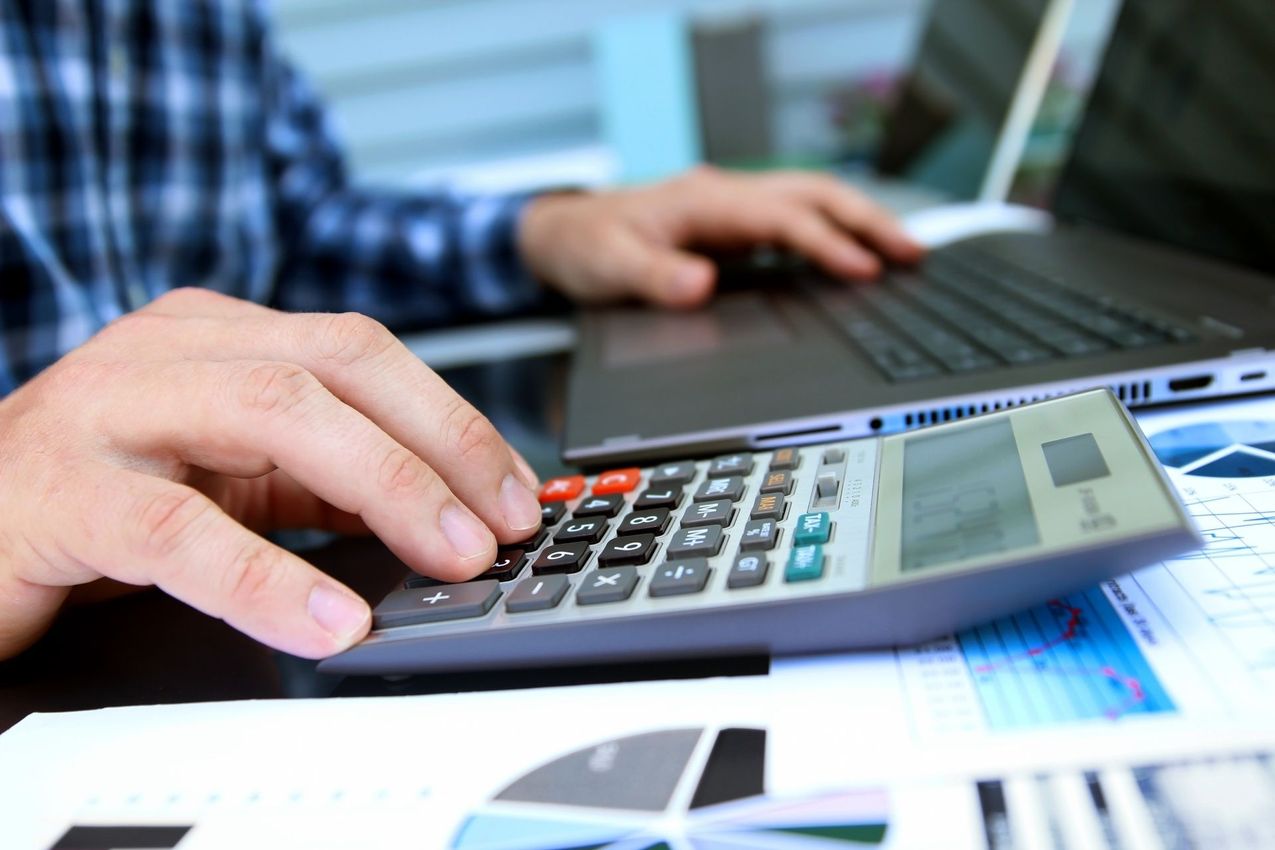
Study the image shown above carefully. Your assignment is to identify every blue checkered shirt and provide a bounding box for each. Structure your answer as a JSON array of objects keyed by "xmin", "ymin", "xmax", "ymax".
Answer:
[{"xmin": 0, "ymin": 1, "xmax": 541, "ymax": 394}]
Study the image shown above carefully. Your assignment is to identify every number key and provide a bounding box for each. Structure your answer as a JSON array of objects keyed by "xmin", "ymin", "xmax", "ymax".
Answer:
[
  {"xmin": 634, "ymin": 487, "xmax": 682, "ymax": 510},
  {"xmin": 484, "ymin": 548, "xmax": 528, "ymax": 581},
  {"xmin": 540, "ymin": 501, "xmax": 567, "ymax": 526},
  {"xmin": 598, "ymin": 533, "xmax": 657, "ymax": 567},
  {"xmin": 573, "ymin": 494, "xmax": 624, "ymax": 518},
  {"xmin": 617, "ymin": 508, "xmax": 670, "ymax": 536},
  {"xmin": 532, "ymin": 543, "xmax": 591, "ymax": 575},
  {"xmin": 554, "ymin": 518, "xmax": 609, "ymax": 545}
]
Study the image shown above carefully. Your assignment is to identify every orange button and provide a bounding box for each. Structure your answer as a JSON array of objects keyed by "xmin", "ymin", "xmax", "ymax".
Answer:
[
  {"xmin": 592, "ymin": 467, "xmax": 642, "ymax": 495},
  {"xmin": 539, "ymin": 475, "xmax": 585, "ymax": 503}
]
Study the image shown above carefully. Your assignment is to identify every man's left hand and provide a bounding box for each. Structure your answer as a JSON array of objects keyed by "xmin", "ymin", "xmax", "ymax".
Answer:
[{"xmin": 517, "ymin": 166, "xmax": 924, "ymax": 309}]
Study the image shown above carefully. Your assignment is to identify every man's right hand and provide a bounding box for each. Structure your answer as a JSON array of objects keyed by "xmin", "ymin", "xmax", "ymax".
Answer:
[{"xmin": 0, "ymin": 289, "xmax": 542, "ymax": 660}]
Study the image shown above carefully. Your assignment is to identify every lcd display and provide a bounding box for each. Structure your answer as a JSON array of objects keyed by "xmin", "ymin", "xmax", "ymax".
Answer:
[{"xmin": 900, "ymin": 420, "xmax": 1041, "ymax": 571}]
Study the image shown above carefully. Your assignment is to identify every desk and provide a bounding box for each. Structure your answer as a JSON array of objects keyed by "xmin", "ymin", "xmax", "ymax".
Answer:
[{"xmin": 0, "ymin": 353, "xmax": 764, "ymax": 733}]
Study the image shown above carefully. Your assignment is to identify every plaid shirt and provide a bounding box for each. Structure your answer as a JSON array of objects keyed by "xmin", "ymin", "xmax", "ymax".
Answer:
[{"xmin": 0, "ymin": 0, "xmax": 541, "ymax": 394}]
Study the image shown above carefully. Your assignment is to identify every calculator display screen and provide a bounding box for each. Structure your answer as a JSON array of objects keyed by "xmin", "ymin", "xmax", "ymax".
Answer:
[{"xmin": 899, "ymin": 419, "xmax": 1041, "ymax": 571}]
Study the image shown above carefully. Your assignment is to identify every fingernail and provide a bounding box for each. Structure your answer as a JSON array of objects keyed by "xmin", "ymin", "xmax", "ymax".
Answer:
[
  {"xmin": 440, "ymin": 504, "xmax": 494, "ymax": 560},
  {"xmin": 500, "ymin": 473, "xmax": 543, "ymax": 532},
  {"xmin": 307, "ymin": 584, "xmax": 370, "ymax": 644},
  {"xmin": 673, "ymin": 263, "xmax": 707, "ymax": 296}
]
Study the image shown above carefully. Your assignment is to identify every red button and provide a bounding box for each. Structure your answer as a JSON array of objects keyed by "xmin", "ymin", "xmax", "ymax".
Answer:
[
  {"xmin": 592, "ymin": 468, "xmax": 642, "ymax": 495},
  {"xmin": 539, "ymin": 475, "xmax": 585, "ymax": 503}
]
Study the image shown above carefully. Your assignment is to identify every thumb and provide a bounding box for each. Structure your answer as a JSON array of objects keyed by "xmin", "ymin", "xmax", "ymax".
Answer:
[{"xmin": 608, "ymin": 231, "xmax": 717, "ymax": 308}]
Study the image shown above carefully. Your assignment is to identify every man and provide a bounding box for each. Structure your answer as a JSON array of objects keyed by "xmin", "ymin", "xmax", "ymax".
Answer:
[{"xmin": 0, "ymin": 1, "xmax": 921, "ymax": 661}]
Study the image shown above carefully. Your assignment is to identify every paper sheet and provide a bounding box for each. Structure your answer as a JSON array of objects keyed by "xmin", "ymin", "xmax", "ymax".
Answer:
[{"xmin": 8, "ymin": 395, "xmax": 1275, "ymax": 849}]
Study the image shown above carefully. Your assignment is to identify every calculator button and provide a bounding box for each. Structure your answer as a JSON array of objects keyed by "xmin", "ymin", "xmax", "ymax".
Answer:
[
  {"xmin": 573, "ymin": 494, "xmax": 624, "ymax": 518},
  {"xmin": 769, "ymin": 447, "xmax": 799, "ymax": 471},
  {"xmin": 598, "ymin": 533, "xmax": 658, "ymax": 567},
  {"xmin": 650, "ymin": 559, "xmax": 711, "ymax": 597},
  {"xmin": 514, "ymin": 527, "xmax": 548, "ymax": 550},
  {"xmin": 821, "ymin": 448, "xmax": 846, "ymax": 465},
  {"xmin": 373, "ymin": 581, "xmax": 501, "ymax": 628},
  {"xmin": 710, "ymin": 453, "xmax": 754, "ymax": 476},
  {"xmin": 554, "ymin": 518, "xmax": 609, "ymax": 545},
  {"xmin": 815, "ymin": 471, "xmax": 839, "ymax": 500},
  {"xmin": 694, "ymin": 476, "xmax": 745, "ymax": 503},
  {"xmin": 728, "ymin": 553, "xmax": 769, "ymax": 589},
  {"xmin": 576, "ymin": 567, "xmax": 639, "ymax": 605},
  {"xmin": 617, "ymin": 509, "xmax": 671, "ymax": 536},
  {"xmin": 681, "ymin": 499, "xmax": 733, "ymax": 528},
  {"xmin": 539, "ymin": 475, "xmax": 585, "ymax": 503},
  {"xmin": 532, "ymin": 542, "xmax": 591, "ymax": 574},
  {"xmin": 592, "ymin": 468, "xmax": 642, "ymax": 495},
  {"xmin": 666, "ymin": 525, "xmax": 723, "ymax": 558},
  {"xmin": 740, "ymin": 519, "xmax": 779, "ymax": 551},
  {"xmin": 785, "ymin": 545, "xmax": 825, "ymax": 583},
  {"xmin": 634, "ymin": 487, "xmax": 682, "ymax": 511},
  {"xmin": 403, "ymin": 573, "xmax": 442, "ymax": 589},
  {"xmin": 794, "ymin": 512, "xmax": 832, "ymax": 546},
  {"xmin": 506, "ymin": 574, "xmax": 570, "ymax": 613},
  {"xmin": 751, "ymin": 493, "xmax": 785, "ymax": 521},
  {"xmin": 650, "ymin": 461, "xmax": 697, "ymax": 485},
  {"xmin": 760, "ymin": 470, "xmax": 793, "ymax": 495},
  {"xmin": 485, "ymin": 549, "xmax": 528, "ymax": 582},
  {"xmin": 540, "ymin": 502, "xmax": 567, "ymax": 525}
]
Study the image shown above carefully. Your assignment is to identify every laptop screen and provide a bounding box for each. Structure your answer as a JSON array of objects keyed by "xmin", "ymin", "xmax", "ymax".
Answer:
[
  {"xmin": 875, "ymin": 0, "xmax": 1051, "ymax": 199},
  {"xmin": 1052, "ymin": 0, "xmax": 1275, "ymax": 275}
]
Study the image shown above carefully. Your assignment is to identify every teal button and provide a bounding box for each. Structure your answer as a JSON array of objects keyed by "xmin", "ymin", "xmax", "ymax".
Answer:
[
  {"xmin": 785, "ymin": 544, "xmax": 824, "ymax": 583},
  {"xmin": 793, "ymin": 512, "xmax": 831, "ymax": 546}
]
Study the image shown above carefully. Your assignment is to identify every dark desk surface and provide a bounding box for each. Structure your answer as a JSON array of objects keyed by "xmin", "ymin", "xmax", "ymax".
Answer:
[{"xmin": 0, "ymin": 353, "xmax": 764, "ymax": 733}]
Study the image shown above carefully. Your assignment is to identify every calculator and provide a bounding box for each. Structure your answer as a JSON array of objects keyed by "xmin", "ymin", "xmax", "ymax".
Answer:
[{"xmin": 319, "ymin": 390, "xmax": 1199, "ymax": 675}]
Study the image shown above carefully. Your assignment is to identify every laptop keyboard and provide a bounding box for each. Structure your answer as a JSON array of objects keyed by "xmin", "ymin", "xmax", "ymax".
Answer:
[{"xmin": 811, "ymin": 245, "xmax": 1196, "ymax": 382}]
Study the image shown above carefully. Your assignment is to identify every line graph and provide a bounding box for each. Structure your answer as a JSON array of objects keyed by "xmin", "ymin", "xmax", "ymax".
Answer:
[{"xmin": 955, "ymin": 588, "xmax": 1175, "ymax": 729}]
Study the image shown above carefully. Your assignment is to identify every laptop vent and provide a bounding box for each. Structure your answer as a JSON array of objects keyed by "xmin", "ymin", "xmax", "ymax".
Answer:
[{"xmin": 900, "ymin": 380, "xmax": 1154, "ymax": 429}]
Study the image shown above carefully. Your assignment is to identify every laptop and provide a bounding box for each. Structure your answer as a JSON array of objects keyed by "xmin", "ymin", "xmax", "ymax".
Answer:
[
  {"xmin": 844, "ymin": 0, "xmax": 1073, "ymax": 212},
  {"xmin": 564, "ymin": 0, "xmax": 1275, "ymax": 467}
]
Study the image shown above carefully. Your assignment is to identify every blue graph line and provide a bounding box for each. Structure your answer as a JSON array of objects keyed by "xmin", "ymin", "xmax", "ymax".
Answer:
[{"xmin": 957, "ymin": 586, "xmax": 1176, "ymax": 729}]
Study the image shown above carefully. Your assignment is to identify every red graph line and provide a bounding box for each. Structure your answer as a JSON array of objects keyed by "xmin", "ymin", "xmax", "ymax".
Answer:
[{"xmin": 971, "ymin": 600, "xmax": 1147, "ymax": 720}]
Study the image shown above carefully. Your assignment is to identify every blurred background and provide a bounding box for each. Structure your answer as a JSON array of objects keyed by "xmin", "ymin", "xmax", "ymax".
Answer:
[{"xmin": 272, "ymin": 0, "xmax": 1122, "ymax": 204}]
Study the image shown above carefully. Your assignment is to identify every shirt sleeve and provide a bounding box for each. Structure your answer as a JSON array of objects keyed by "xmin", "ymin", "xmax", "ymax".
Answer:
[{"xmin": 257, "ymin": 21, "xmax": 543, "ymax": 327}]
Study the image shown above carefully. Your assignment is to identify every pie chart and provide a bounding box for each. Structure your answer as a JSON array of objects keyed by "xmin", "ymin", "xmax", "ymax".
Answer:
[
  {"xmin": 452, "ymin": 727, "xmax": 889, "ymax": 849},
  {"xmin": 1148, "ymin": 420, "xmax": 1275, "ymax": 479}
]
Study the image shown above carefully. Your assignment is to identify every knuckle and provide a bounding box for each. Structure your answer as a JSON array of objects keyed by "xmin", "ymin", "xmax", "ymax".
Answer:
[
  {"xmin": 224, "ymin": 542, "xmax": 287, "ymax": 607},
  {"xmin": 441, "ymin": 398, "xmax": 500, "ymax": 462},
  {"xmin": 236, "ymin": 362, "xmax": 320, "ymax": 418},
  {"xmin": 133, "ymin": 487, "xmax": 211, "ymax": 561},
  {"xmin": 375, "ymin": 446, "xmax": 432, "ymax": 499},
  {"xmin": 149, "ymin": 286, "xmax": 228, "ymax": 313},
  {"xmin": 313, "ymin": 313, "xmax": 397, "ymax": 367}
]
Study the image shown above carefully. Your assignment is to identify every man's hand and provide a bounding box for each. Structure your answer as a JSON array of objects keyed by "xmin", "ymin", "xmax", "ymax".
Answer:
[
  {"xmin": 518, "ymin": 166, "xmax": 924, "ymax": 308},
  {"xmin": 0, "ymin": 290, "xmax": 542, "ymax": 660}
]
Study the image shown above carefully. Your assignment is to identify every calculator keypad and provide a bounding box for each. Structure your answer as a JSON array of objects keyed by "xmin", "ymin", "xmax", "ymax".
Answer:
[{"xmin": 372, "ymin": 441, "xmax": 877, "ymax": 635}]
